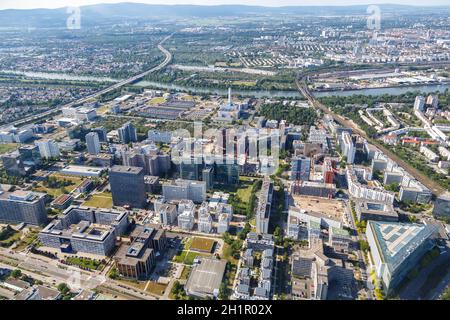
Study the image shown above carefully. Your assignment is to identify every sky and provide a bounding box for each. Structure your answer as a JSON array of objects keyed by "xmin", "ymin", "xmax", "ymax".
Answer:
[{"xmin": 1, "ymin": 0, "xmax": 449, "ymax": 10}]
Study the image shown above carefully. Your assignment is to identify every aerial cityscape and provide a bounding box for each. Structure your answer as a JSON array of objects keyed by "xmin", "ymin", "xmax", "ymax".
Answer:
[{"xmin": 0, "ymin": 1, "xmax": 449, "ymax": 304}]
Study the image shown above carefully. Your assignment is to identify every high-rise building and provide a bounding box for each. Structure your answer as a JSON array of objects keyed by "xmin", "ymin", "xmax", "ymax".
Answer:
[
  {"xmin": 290, "ymin": 156, "xmax": 311, "ymax": 181},
  {"xmin": 91, "ymin": 127, "xmax": 108, "ymax": 142},
  {"xmin": 426, "ymin": 94, "xmax": 438, "ymax": 109},
  {"xmin": 118, "ymin": 122, "xmax": 138, "ymax": 144},
  {"xmin": 110, "ymin": 166, "xmax": 146, "ymax": 208},
  {"xmin": 35, "ymin": 139, "xmax": 60, "ymax": 159},
  {"xmin": 256, "ymin": 177, "xmax": 273, "ymax": 234},
  {"xmin": 18, "ymin": 145, "xmax": 41, "ymax": 166},
  {"xmin": 341, "ymin": 131, "xmax": 355, "ymax": 164},
  {"xmin": 414, "ymin": 96, "xmax": 425, "ymax": 111},
  {"xmin": 0, "ymin": 190, "xmax": 47, "ymax": 226},
  {"xmin": 322, "ymin": 158, "xmax": 335, "ymax": 184},
  {"xmin": 1, "ymin": 152, "xmax": 27, "ymax": 177},
  {"xmin": 86, "ymin": 132, "xmax": 101, "ymax": 155}
]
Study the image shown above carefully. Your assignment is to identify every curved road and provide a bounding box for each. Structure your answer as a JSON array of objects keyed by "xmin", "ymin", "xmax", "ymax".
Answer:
[
  {"xmin": 1, "ymin": 34, "xmax": 173, "ymax": 130},
  {"xmin": 296, "ymin": 78, "xmax": 446, "ymax": 196}
]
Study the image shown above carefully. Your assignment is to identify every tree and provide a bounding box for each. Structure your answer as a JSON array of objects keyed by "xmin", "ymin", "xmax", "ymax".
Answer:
[
  {"xmin": 359, "ymin": 240, "xmax": 370, "ymax": 253},
  {"xmin": 274, "ymin": 226, "xmax": 283, "ymax": 245},
  {"xmin": 108, "ymin": 267, "xmax": 119, "ymax": 279},
  {"xmin": 57, "ymin": 283, "xmax": 70, "ymax": 295},
  {"xmin": 218, "ymin": 283, "xmax": 227, "ymax": 300},
  {"xmin": 11, "ymin": 269, "xmax": 22, "ymax": 279}
]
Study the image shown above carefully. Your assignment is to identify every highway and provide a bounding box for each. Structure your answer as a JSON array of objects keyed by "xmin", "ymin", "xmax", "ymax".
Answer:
[
  {"xmin": 0, "ymin": 34, "xmax": 173, "ymax": 131},
  {"xmin": 296, "ymin": 78, "xmax": 446, "ymax": 196}
]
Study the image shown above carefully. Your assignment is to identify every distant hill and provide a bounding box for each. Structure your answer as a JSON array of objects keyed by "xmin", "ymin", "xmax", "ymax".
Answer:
[{"xmin": 0, "ymin": 3, "xmax": 449, "ymax": 28}]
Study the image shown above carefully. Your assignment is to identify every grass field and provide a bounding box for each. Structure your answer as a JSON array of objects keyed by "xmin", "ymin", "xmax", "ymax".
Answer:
[
  {"xmin": 0, "ymin": 143, "xmax": 18, "ymax": 155},
  {"xmin": 180, "ymin": 266, "xmax": 191, "ymax": 280},
  {"xmin": 65, "ymin": 257, "xmax": 104, "ymax": 271},
  {"xmin": 83, "ymin": 193, "xmax": 113, "ymax": 208},
  {"xmin": 236, "ymin": 184, "xmax": 252, "ymax": 204},
  {"xmin": 233, "ymin": 80, "xmax": 257, "ymax": 87},
  {"xmin": 34, "ymin": 173, "xmax": 84, "ymax": 197},
  {"xmin": 173, "ymin": 238, "xmax": 212, "ymax": 265},
  {"xmin": 149, "ymin": 97, "xmax": 166, "ymax": 104},
  {"xmin": 146, "ymin": 282, "xmax": 167, "ymax": 296},
  {"xmin": 14, "ymin": 230, "xmax": 39, "ymax": 251},
  {"xmin": 0, "ymin": 227, "xmax": 21, "ymax": 248},
  {"xmin": 191, "ymin": 237, "xmax": 216, "ymax": 253}
]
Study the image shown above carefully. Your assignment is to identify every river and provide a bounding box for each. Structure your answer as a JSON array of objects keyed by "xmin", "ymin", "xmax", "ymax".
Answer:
[
  {"xmin": 134, "ymin": 81, "xmax": 450, "ymax": 98},
  {"xmin": 2, "ymin": 70, "xmax": 449, "ymax": 98}
]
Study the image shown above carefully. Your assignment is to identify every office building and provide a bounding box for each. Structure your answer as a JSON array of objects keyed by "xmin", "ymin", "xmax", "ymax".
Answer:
[
  {"xmin": 110, "ymin": 166, "xmax": 147, "ymax": 208},
  {"xmin": 366, "ymin": 221, "xmax": 436, "ymax": 293},
  {"xmin": 18, "ymin": 145, "xmax": 41, "ymax": 166},
  {"xmin": 39, "ymin": 206, "xmax": 129, "ymax": 256},
  {"xmin": 290, "ymin": 156, "xmax": 311, "ymax": 181},
  {"xmin": 355, "ymin": 200, "xmax": 398, "ymax": 222},
  {"xmin": 91, "ymin": 127, "xmax": 108, "ymax": 142},
  {"xmin": 35, "ymin": 139, "xmax": 60, "ymax": 159},
  {"xmin": 162, "ymin": 179, "xmax": 206, "ymax": 204},
  {"xmin": 0, "ymin": 127, "xmax": 33, "ymax": 143},
  {"xmin": 118, "ymin": 122, "xmax": 138, "ymax": 144},
  {"xmin": 2, "ymin": 152, "xmax": 27, "ymax": 177},
  {"xmin": 148, "ymin": 130, "xmax": 172, "ymax": 143},
  {"xmin": 114, "ymin": 226, "xmax": 158, "ymax": 280},
  {"xmin": 0, "ymin": 190, "xmax": 47, "ymax": 226},
  {"xmin": 86, "ymin": 132, "xmax": 101, "ymax": 155}
]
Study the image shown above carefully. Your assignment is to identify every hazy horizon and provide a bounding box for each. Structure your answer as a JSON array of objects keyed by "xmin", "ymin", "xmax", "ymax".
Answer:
[{"xmin": 1, "ymin": 0, "xmax": 450, "ymax": 10}]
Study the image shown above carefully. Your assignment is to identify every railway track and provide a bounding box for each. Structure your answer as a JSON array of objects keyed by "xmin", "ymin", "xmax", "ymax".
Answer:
[{"xmin": 296, "ymin": 78, "xmax": 446, "ymax": 196}]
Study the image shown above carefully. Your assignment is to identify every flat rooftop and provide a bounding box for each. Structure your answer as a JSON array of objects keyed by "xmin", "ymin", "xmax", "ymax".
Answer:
[
  {"xmin": 111, "ymin": 165, "xmax": 143, "ymax": 174},
  {"xmin": 293, "ymin": 195, "xmax": 344, "ymax": 221},
  {"xmin": 186, "ymin": 258, "xmax": 227, "ymax": 297}
]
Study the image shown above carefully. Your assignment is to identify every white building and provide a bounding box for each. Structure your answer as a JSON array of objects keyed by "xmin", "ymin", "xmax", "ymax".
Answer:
[
  {"xmin": 35, "ymin": 139, "xmax": 60, "ymax": 159},
  {"xmin": 414, "ymin": 96, "xmax": 425, "ymax": 111},
  {"xmin": 157, "ymin": 203, "xmax": 177, "ymax": 226},
  {"xmin": 217, "ymin": 213, "xmax": 230, "ymax": 234},
  {"xmin": 0, "ymin": 127, "xmax": 33, "ymax": 143},
  {"xmin": 346, "ymin": 165, "xmax": 395, "ymax": 204},
  {"xmin": 198, "ymin": 211, "xmax": 213, "ymax": 234},
  {"xmin": 419, "ymin": 145, "xmax": 439, "ymax": 162},
  {"xmin": 178, "ymin": 209, "xmax": 195, "ymax": 231},
  {"xmin": 438, "ymin": 146, "xmax": 450, "ymax": 161},
  {"xmin": 341, "ymin": 131, "xmax": 355, "ymax": 164},
  {"xmin": 86, "ymin": 132, "xmax": 101, "ymax": 155},
  {"xmin": 162, "ymin": 179, "xmax": 206, "ymax": 203}
]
